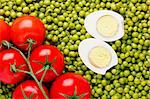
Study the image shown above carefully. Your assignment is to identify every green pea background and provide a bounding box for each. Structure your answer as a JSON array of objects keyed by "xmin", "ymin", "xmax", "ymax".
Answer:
[{"xmin": 0, "ymin": 0, "xmax": 150, "ymax": 99}]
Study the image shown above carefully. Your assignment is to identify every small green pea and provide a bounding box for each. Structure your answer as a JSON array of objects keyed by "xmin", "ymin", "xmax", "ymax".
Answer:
[
  {"xmin": 22, "ymin": 7, "xmax": 30, "ymax": 13},
  {"xmin": 52, "ymin": 36, "xmax": 58, "ymax": 42},
  {"xmin": 16, "ymin": 0, "xmax": 23, "ymax": 5},
  {"xmin": 25, "ymin": 0, "xmax": 32, "ymax": 3},
  {"xmin": 105, "ymin": 85, "xmax": 111, "ymax": 91},
  {"xmin": 105, "ymin": 72, "xmax": 112, "ymax": 79},
  {"xmin": 101, "ymin": 80, "xmax": 107, "ymax": 86},
  {"xmin": 128, "ymin": 75, "xmax": 134, "ymax": 81}
]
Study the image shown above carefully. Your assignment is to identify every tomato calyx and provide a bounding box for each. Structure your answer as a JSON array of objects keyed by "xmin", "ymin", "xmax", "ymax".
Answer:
[
  {"xmin": 2, "ymin": 40, "xmax": 13, "ymax": 49},
  {"xmin": 59, "ymin": 86, "xmax": 88, "ymax": 99},
  {"xmin": 21, "ymin": 85, "xmax": 36, "ymax": 99},
  {"xmin": 33, "ymin": 55, "xmax": 58, "ymax": 83},
  {"xmin": 34, "ymin": 55, "xmax": 58, "ymax": 75},
  {"xmin": 18, "ymin": 38, "xmax": 36, "ymax": 51},
  {"xmin": 27, "ymin": 38, "xmax": 36, "ymax": 47},
  {"xmin": 10, "ymin": 60, "xmax": 26, "ymax": 73}
]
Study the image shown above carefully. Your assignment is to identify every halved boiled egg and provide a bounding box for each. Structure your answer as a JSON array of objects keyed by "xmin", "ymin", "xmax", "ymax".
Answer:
[
  {"xmin": 84, "ymin": 10, "xmax": 124, "ymax": 42},
  {"xmin": 78, "ymin": 38, "xmax": 118, "ymax": 75}
]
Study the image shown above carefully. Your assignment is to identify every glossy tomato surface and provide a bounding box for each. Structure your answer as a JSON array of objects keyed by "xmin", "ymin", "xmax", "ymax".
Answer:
[
  {"xmin": 11, "ymin": 16, "xmax": 46, "ymax": 51},
  {"xmin": 0, "ymin": 49, "xmax": 28, "ymax": 84},
  {"xmin": 50, "ymin": 73, "xmax": 91, "ymax": 99},
  {"xmin": 13, "ymin": 80, "xmax": 49, "ymax": 99},
  {"xmin": 30, "ymin": 45, "xmax": 64, "ymax": 82},
  {"xmin": 0, "ymin": 19, "xmax": 11, "ymax": 51}
]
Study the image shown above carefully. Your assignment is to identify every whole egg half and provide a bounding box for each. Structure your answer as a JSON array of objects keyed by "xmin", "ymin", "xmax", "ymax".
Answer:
[
  {"xmin": 84, "ymin": 10, "xmax": 124, "ymax": 42},
  {"xmin": 78, "ymin": 38, "xmax": 118, "ymax": 75}
]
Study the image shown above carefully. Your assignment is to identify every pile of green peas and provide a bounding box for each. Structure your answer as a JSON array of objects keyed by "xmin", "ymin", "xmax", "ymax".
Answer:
[{"xmin": 0, "ymin": 0, "xmax": 150, "ymax": 98}]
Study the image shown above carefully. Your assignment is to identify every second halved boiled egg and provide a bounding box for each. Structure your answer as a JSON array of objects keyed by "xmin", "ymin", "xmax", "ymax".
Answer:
[
  {"xmin": 84, "ymin": 10, "xmax": 124, "ymax": 42},
  {"xmin": 78, "ymin": 38, "xmax": 118, "ymax": 75}
]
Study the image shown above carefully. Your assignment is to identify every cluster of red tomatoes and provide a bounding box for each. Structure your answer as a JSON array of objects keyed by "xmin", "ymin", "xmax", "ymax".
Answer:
[{"xmin": 0, "ymin": 16, "xmax": 91, "ymax": 99}]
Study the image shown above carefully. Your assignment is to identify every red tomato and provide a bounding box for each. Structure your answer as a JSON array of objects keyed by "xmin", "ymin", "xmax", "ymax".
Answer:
[
  {"xmin": 0, "ymin": 19, "xmax": 11, "ymax": 51},
  {"xmin": 29, "ymin": 45, "xmax": 64, "ymax": 82},
  {"xmin": 50, "ymin": 73, "xmax": 91, "ymax": 99},
  {"xmin": 11, "ymin": 16, "xmax": 46, "ymax": 51},
  {"xmin": 13, "ymin": 80, "xmax": 49, "ymax": 99},
  {"xmin": 0, "ymin": 49, "xmax": 28, "ymax": 84}
]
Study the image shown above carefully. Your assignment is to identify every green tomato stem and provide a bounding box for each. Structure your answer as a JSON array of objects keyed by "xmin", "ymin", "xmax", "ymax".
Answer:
[
  {"xmin": 40, "ymin": 68, "xmax": 48, "ymax": 84},
  {"xmin": 2, "ymin": 40, "xmax": 49, "ymax": 99},
  {"xmin": 14, "ymin": 45, "xmax": 49, "ymax": 99}
]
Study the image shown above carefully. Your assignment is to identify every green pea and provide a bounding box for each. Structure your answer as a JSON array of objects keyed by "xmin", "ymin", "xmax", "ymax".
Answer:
[
  {"xmin": 115, "ymin": 40, "xmax": 121, "ymax": 47},
  {"xmin": 10, "ymin": 11, "xmax": 16, "ymax": 18},
  {"xmin": 91, "ymin": 79, "xmax": 96, "ymax": 83},
  {"xmin": 119, "ymin": 78, "xmax": 125, "ymax": 84},
  {"xmin": 30, "ymin": 12, "xmax": 37, "ymax": 16},
  {"xmin": 120, "ymin": 53, "xmax": 125, "ymax": 59},
  {"xmin": 124, "ymin": 70, "xmax": 130, "ymax": 77},
  {"xmin": 63, "ymin": 22, "xmax": 68, "ymax": 29},
  {"xmin": 22, "ymin": 7, "xmax": 30, "ymax": 13},
  {"xmin": 124, "ymin": 87, "xmax": 129, "ymax": 93},
  {"xmin": 112, "ymin": 44, "xmax": 117, "ymax": 50},
  {"xmin": 101, "ymin": 80, "xmax": 107, "ymax": 86},
  {"xmin": 119, "ymin": 8, "xmax": 126, "ymax": 14},
  {"xmin": 52, "ymin": 36, "xmax": 58, "ymax": 42},
  {"xmin": 69, "ymin": 45, "xmax": 75, "ymax": 51},
  {"xmin": 139, "ymin": 53, "xmax": 145, "ymax": 60},
  {"xmin": 47, "ymin": 34, "xmax": 53, "ymax": 40},
  {"xmin": 144, "ymin": 40, "xmax": 150, "ymax": 46},
  {"xmin": 117, "ymin": 87, "xmax": 123, "ymax": 93},
  {"xmin": 95, "ymin": 88, "xmax": 103, "ymax": 95},
  {"xmin": 0, "ymin": 9, "xmax": 5, "ymax": 15},
  {"xmin": 5, "ymin": 11, "xmax": 10, "ymax": 16},
  {"xmin": 54, "ymin": 8, "xmax": 60, "ymax": 14},
  {"xmin": 111, "ymin": 95, "xmax": 119, "ymax": 99},
  {"xmin": 134, "ymin": 78, "xmax": 140, "ymax": 85},
  {"xmin": 84, "ymin": 74, "xmax": 91, "ymax": 81},
  {"xmin": 144, "ymin": 86, "xmax": 149, "ymax": 91},
  {"xmin": 79, "ymin": 11, "xmax": 85, "ymax": 17},
  {"xmin": 131, "ymin": 86, "xmax": 135, "ymax": 91},
  {"xmin": 111, "ymin": 69, "xmax": 117, "ymax": 75},
  {"xmin": 45, "ymin": 16, "xmax": 52, "ymax": 23},
  {"xmin": 16, "ymin": 0, "xmax": 23, "ymax": 5},
  {"xmin": 52, "ymin": 18, "xmax": 58, "ymax": 24},
  {"xmin": 25, "ymin": 0, "xmax": 32, "ymax": 3},
  {"xmin": 105, "ymin": 72, "xmax": 112, "ymax": 79},
  {"xmin": 111, "ymin": 3, "xmax": 117, "ymax": 10},
  {"xmin": 53, "ymin": 25, "xmax": 58, "ymax": 30},
  {"xmin": 69, "ymin": 51, "xmax": 76, "ymax": 57},
  {"xmin": 105, "ymin": 85, "xmax": 111, "ymax": 91},
  {"xmin": 101, "ymin": 95, "xmax": 107, "ymax": 99},
  {"xmin": 128, "ymin": 75, "xmax": 134, "ymax": 81},
  {"xmin": 58, "ymin": 16, "xmax": 64, "ymax": 21},
  {"xmin": 72, "ymin": 34, "xmax": 79, "ymax": 41},
  {"xmin": 75, "ymin": 24, "xmax": 81, "ymax": 30},
  {"xmin": 109, "ymin": 90, "xmax": 116, "ymax": 96},
  {"xmin": 141, "ymin": 96, "xmax": 147, "ymax": 99},
  {"xmin": 132, "ymin": 93, "xmax": 139, "ymax": 99}
]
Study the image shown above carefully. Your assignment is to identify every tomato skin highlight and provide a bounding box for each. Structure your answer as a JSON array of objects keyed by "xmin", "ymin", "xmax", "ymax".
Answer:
[
  {"xmin": 30, "ymin": 45, "xmax": 64, "ymax": 82},
  {"xmin": 50, "ymin": 73, "xmax": 91, "ymax": 99},
  {"xmin": 0, "ymin": 19, "xmax": 11, "ymax": 51},
  {"xmin": 13, "ymin": 80, "xmax": 49, "ymax": 99},
  {"xmin": 0, "ymin": 49, "xmax": 28, "ymax": 84},
  {"xmin": 10, "ymin": 16, "xmax": 46, "ymax": 51}
]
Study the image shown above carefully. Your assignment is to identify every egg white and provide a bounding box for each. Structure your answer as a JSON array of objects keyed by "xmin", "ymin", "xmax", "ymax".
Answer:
[
  {"xmin": 84, "ymin": 10, "xmax": 124, "ymax": 42},
  {"xmin": 78, "ymin": 38, "xmax": 118, "ymax": 75}
]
